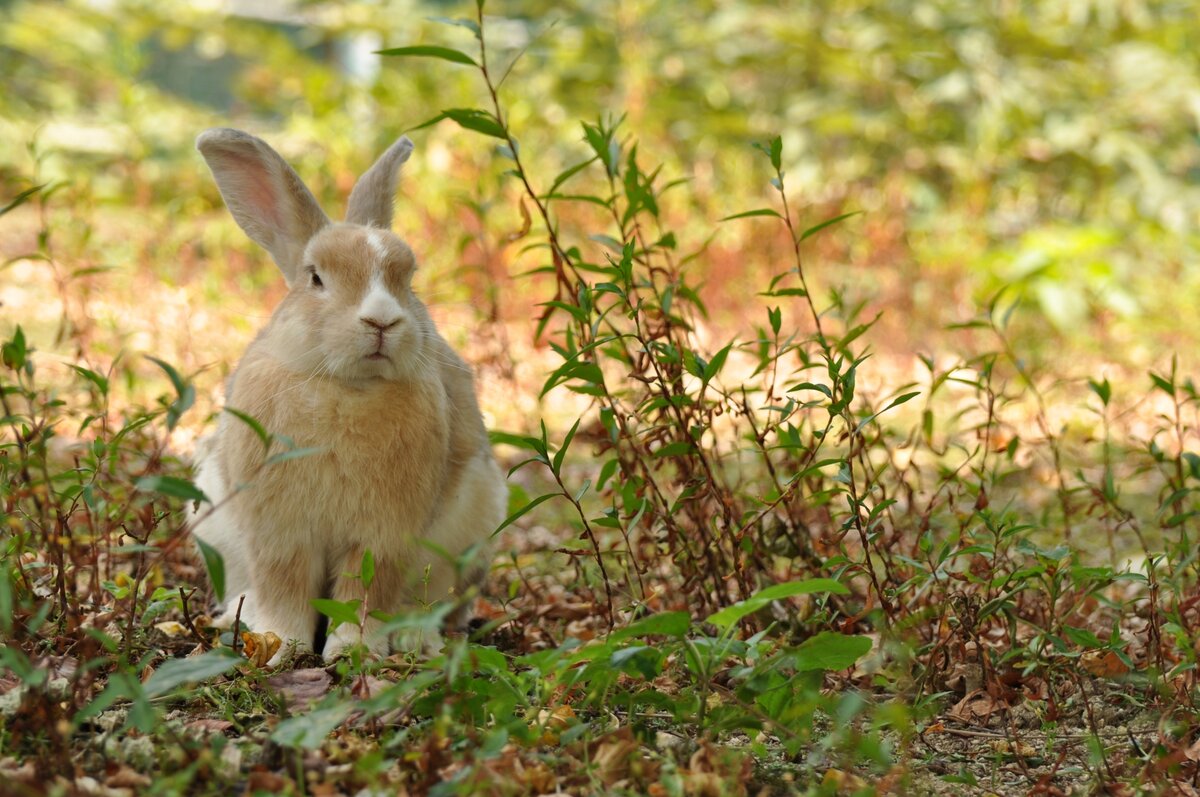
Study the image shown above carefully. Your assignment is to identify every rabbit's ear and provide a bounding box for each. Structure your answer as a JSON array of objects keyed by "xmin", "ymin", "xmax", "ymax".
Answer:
[
  {"xmin": 345, "ymin": 135, "xmax": 413, "ymax": 229},
  {"xmin": 197, "ymin": 128, "xmax": 330, "ymax": 284}
]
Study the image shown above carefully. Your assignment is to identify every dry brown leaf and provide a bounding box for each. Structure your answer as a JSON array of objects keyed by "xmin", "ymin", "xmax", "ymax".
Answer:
[
  {"xmin": 1080, "ymin": 649, "xmax": 1130, "ymax": 678},
  {"xmin": 589, "ymin": 727, "xmax": 641, "ymax": 788},
  {"xmin": 185, "ymin": 718, "xmax": 234, "ymax": 736},
  {"xmin": 245, "ymin": 769, "xmax": 289, "ymax": 794},
  {"xmin": 504, "ymin": 197, "xmax": 533, "ymax": 242},
  {"xmin": 0, "ymin": 759, "xmax": 36, "ymax": 785},
  {"xmin": 681, "ymin": 742, "xmax": 751, "ymax": 797},
  {"xmin": 1183, "ymin": 736, "xmax": 1200, "ymax": 764},
  {"xmin": 821, "ymin": 768, "xmax": 868, "ymax": 795},
  {"xmin": 267, "ymin": 668, "xmax": 332, "ymax": 712},
  {"xmin": 534, "ymin": 703, "xmax": 577, "ymax": 745},
  {"xmin": 989, "ymin": 739, "xmax": 1038, "ymax": 758},
  {"xmin": 947, "ymin": 689, "xmax": 1006, "ymax": 725},
  {"xmin": 683, "ymin": 771, "xmax": 728, "ymax": 797},
  {"xmin": 241, "ymin": 631, "xmax": 282, "ymax": 669},
  {"xmin": 105, "ymin": 765, "xmax": 151, "ymax": 789},
  {"xmin": 463, "ymin": 746, "xmax": 558, "ymax": 795},
  {"xmin": 1021, "ymin": 675, "xmax": 1050, "ymax": 701}
]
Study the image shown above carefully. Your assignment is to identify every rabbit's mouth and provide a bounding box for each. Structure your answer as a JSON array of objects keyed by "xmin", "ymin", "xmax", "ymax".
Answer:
[{"xmin": 366, "ymin": 351, "xmax": 390, "ymax": 361}]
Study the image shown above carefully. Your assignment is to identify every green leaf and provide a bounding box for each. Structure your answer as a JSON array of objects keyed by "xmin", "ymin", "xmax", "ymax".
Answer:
[
  {"xmin": 264, "ymin": 446, "xmax": 327, "ymax": 466},
  {"xmin": 468, "ymin": 645, "xmax": 508, "ymax": 674},
  {"xmin": 375, "ymin": 45, "xmax": 477, "ymax": 66},
  {"xmin": 552, "ymin": 417, "xmax": 580, "ymax": 472},
  {"xmin": 2, "ymin": 326, "xmax": 27, "ymax": 370},
  {"xmin": 194, "ymin": 537, "xmax": 226, "ymax": 603},
  {"xmin": 1149, "ymin": 371, "xmax": 1175, "ymax": 396},
  {"xmin": 0, "ymin": 184, "xmax": 46, "ymax": 217},
  {"xmin": 856, "ymin": 391, "xmax": 921, "ymax": 430},
  {"xmin": 1062, "ymin": 625, "xmax": 1105, "ymax": 650},
  {"xmin": 272, "ymin": 702, "xmax": 355, "ymax": 749},
  {"xmin": 610, "ymin": 611, "xmax": 690, "ymax": 643},
  {"xmin": 703, "ymin": 343, "xmax": 733, "ymax": 383},
  {"xmin": 360, "ymin": 549, "xmax": 376, "ymax": 590},
  {"xmin": 610, "ymin": 645, "xmax": 662, "ymax": 679},
  {"xmin": 799, "ymin": 211, "xmax": 862, "ymax": 242},
  {"xmin": 753, "ymin": 137, "xmax": 783, "ymax": 171},
  {"xmin": 787, "ymin": 382, "xmax": 832, "ymax": 398},
  {"xmin": 706, "ymin": 578, "xmax": 849, "ymax": 630},
  {"xmin": 224, "ymin": 408, "xmax": 271, "ymax": 452},
  {"xmin": 721, "ymin": 208, "xmax": 782, "ymax": 221},
  {"xmin": 68, "ymin": 364, "xmax": 109, "ymax": 396},
  {"xmin": 144, "ymin": 650, "xmax": 239, "ymax": 698},
  {"xmin": 409, "ymin": 108, "xmax": 506, "ymax": 140},
  {"xmin": 582, "ymin": 121, "xmax": 618, "ymax": 177},
  {"xmin": 544, "ymin": 158, "xmax": 596, "ymax": 199},
  {"xmin": 311, "ymin": 598, "xmax": 361, "ymax": 630},
  {"xmin": 1087, "ymin": 378, "xmax": 1111, "ymax": 406},
  {"xmin": 493, "ymin": 493, "xmax": 559, "ymax": 537},
  {"xmin": 653, "ymin": 441, "xmax": 693, "ymax": 458},
  {"xmin": 146, "ymin": 356, "xmax": 195, "ymax": 431},
  {"xmin": 792, "ymin": 632, "xmax": 871, "ymax": 672},
  {"xmin": 135, "ymin": 475, "xmax": 208, "ymax": 503},
  {"xmin": 489, "ymin": 430, "xmax": 546, "ymax": 453}
]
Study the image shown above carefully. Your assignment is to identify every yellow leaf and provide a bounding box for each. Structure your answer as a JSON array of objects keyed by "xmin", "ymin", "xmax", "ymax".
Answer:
[
  {"xmin": 154, "ymin": 621, "xmax": 188, "ymax": 637},
  {"xmin": 242, "ymin": 631, "xmax": 281, "ymax": 668}
]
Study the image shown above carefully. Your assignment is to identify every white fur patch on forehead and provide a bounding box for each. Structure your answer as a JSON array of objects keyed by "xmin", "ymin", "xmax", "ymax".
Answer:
[
  {"xmin": 358, "ymin": 270, "xmax": 404, "ymax": 326},
  {"xmin": 366, "ymin": 229, "xmax": 389, "ymax": 266}
]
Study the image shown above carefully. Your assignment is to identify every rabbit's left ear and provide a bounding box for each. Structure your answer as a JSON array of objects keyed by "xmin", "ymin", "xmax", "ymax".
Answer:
[
  {"xmin": 345, "ymin": 136, "xmax": 414, "ymax": 229},
  {"xmin": 197, "ymin": 128, "xmax": 330, "ymax": 285}
]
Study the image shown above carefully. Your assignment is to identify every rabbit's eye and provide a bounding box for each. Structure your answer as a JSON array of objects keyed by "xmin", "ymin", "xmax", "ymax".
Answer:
[{"xmin": 310, "ymin": 271, "xmax": 323, "ymax": 289}]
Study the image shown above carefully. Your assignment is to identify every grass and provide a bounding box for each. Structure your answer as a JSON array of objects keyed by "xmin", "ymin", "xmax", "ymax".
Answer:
[{"xmin": 3, "ymin": 2, "xmax": 1200, "ymax": 795}]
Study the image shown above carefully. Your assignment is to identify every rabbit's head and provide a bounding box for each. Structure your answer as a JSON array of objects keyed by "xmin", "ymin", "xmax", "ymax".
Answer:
[{"xmin": 197, "ymin": 128, "xmax": 435, "ymax": 381}]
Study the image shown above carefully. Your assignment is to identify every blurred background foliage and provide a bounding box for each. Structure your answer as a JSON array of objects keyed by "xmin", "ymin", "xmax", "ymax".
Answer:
[{"xmin": 1, "ymin": 0, "xmax": 1197, "ymax": 385}]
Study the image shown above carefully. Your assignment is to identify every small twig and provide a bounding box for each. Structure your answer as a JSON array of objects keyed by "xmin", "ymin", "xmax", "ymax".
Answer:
[
  {"xmin": 178, "ymin": 586, "xmax": 210, "ymax": 651},
  {"xmin": 231, "ymin": 594, "xmax": 245, "ymax": 657}
]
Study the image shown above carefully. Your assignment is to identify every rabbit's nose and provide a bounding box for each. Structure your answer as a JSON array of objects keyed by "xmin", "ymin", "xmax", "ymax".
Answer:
[{"xmin": 361, "ymin": 315, "xmax": 402, "ymax": 331}]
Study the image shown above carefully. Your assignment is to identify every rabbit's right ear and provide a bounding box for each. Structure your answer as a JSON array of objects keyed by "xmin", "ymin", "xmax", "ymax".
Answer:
[{"xmin": 197, "ymin": 128, "xmax": 330, "ymax": 285}]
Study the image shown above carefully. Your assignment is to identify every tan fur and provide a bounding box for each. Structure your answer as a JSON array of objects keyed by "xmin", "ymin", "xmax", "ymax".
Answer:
[{"xmin": 190, "ymin": 129, "xmax": 506, "ymax": 662}]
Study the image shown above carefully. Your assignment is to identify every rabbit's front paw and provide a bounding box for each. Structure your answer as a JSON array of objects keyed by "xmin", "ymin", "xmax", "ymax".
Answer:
[
  {"xmin": 392, "ymin": 627, "xmax": 445, "ymax": 658},
  {"xmin": 322, "ymin": 622, "xmax": 387, "ymax": 661},
  {"xmin": 266, "ymin": 638, "xmax": 314, "ymax": 669},
  {"xmin": 252, "ymin": 612, "xmax": 315, "ymax": 668}
]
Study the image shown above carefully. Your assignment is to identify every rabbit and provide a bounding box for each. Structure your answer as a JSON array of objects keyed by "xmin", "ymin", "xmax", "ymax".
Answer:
[{"xmin": 188, "ymin": 128, "xmax": 507, "ymax": 664}]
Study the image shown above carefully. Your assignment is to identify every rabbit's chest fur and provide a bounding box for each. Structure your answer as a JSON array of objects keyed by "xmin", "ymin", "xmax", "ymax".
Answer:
[{"xmin": 219, "ymin": 354, "xmax": 450, "ymax": 553}]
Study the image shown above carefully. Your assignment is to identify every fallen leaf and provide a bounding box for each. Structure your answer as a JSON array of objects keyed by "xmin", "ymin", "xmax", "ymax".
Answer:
[
  {"xmin": 989, "ymin": 739, "xmax": 1038, "ymax": 758},
  {"xmin": 534, "ymin": 703, "xmax": 577, "ymax": 745},
  {"xmin": 589, "ymin": 727, "xmax": 641, "ymax": 788},
  {"xmin": 947, "ymin": 689, "xmax": 1007, "ymax": 725},
  {"xmin": 682, "ymin": 742, "xmax": 751, "ymax": 797},
  {"xmin": 1080, "ymin": 649, "xmax": 1130, "ymax": 678},
  {"xmin": 246, "ymin": 769, "xmax": 289, "ymax": 793},
  {"xmin": 242, "ymin": 631, "xmax": 282, "ymax": 669},
  {"xmin": 154, "ymin": 621, "xmax": 188, "ymax": 637},
  {"xmin": 267, "ymin": 668, "xmax": 332, "ymax": 712},
  {"xmin": 185, "ymin": 718, "xmax": 235, "ymax": 736},
  {"xmin": 1183, "ymin": 736, "xmax": 1200, "ymax": 764},
  {"xmin": 822, "ymin": 768, "xmax": 868, "ymax": 795},
  {"xmin": 105, "ymin": 765, "xmax": 151, "ymax": 788}
]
